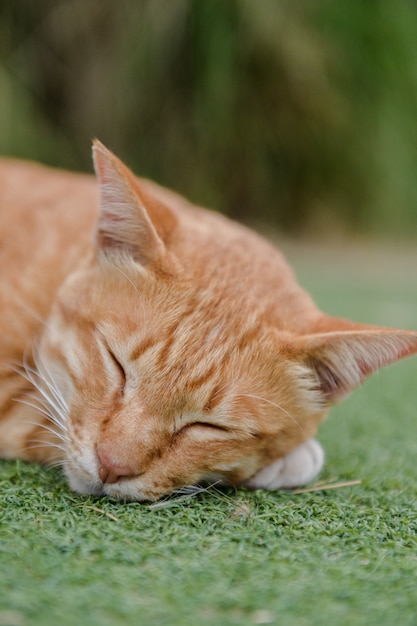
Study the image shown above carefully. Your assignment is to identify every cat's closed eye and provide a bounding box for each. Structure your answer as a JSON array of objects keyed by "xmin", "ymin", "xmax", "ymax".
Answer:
[{"xmin": 177, "ymin": 421, "xmax": 230, "ymax": 438}]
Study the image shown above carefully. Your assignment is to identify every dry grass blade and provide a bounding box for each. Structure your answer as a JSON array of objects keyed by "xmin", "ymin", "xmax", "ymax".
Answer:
[
  {"xmin": 81, "ymin": 505, "xmax": 119, "ymax": 522},
  {"xmin": 292, "ymin": 479, "xmax": 362, "ymax": 494}
]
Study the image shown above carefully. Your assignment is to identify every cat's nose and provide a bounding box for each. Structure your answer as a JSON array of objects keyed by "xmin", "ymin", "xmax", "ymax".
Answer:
[{"xmin": 97, "ymin": 444, "xmax": 135, "ymax": 484}]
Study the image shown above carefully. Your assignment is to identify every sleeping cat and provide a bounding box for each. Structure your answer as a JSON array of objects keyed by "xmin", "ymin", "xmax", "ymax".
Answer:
[{"xmin": 0, "ymin": 141, "xmax": 416, "ymax": 501}]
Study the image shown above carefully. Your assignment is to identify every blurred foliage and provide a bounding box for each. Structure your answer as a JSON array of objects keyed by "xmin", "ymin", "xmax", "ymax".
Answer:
[{"xmin": 1, "ymin": 0, "xmax": 417, "ymax": 236}]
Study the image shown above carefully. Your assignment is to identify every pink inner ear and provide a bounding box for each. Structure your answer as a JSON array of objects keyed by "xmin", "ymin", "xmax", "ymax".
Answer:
[
  {"xmin": 93, "ymin": 141, "xmax": 132, "ymax": 193},
  {"xmin": 299, "ymin": 328, "xmax": 417, "ymax": 405},
  {"xmin": 91, "ymin": 139, "xmax": 168, "ymax": 267},
  {"xmin": 397, "ymin": 342, "xmax": 417, "ymax": 361},
  {"xmin": 93, "ymin": 147, "xmax": 112, "ymax": 184},
  {"xmin": 101, "ymin": 210, "xmax": 125, "ymax": 224},
  {"xmin": 94, "ymin": 156, "xmax": 107, "ymax": 182},
  {"xmin": 357, "ymin": 359, "xmax": 373, "ymax": 377}
]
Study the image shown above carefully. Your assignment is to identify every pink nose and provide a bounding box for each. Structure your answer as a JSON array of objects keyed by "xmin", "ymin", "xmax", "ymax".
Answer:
[{"xmin": 97, "ymin": 445, "xmax": 135, "ymax": 485}]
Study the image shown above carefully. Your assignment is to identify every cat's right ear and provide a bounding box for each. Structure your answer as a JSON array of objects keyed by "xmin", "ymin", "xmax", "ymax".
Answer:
[
  {"xmin": 293, "ymin": 328, "xmax": 417, "ymax": 406},
  {"xmin": 92, "ymin": 139, "xmax": 166, "ymax": 268}
]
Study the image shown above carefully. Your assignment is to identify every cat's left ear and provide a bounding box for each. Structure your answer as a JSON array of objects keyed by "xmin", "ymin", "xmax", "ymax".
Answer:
[
  {"xmin": 294, "ymin": 329, "xmax": 417, "ymax": 405},
  {"xmin": 92, "ymin": 139, "xmax": 165, "ymax": 268}
]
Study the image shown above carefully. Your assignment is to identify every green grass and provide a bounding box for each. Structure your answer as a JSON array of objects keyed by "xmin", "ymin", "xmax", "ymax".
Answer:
[{"xmin": 1, "ymin": 242, "xmax": 417, "ymax": 626}]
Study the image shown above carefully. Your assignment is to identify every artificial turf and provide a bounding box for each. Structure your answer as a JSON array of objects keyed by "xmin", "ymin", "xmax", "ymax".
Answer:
[{"xmin": 1, "ymin": 242, "xmax": 416, "ymax": 626}]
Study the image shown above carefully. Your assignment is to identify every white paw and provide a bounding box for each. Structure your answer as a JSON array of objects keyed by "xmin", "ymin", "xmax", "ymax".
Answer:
[{"xmin": 244, "ymin": 439, "xmax": 324, "ymax": 490}]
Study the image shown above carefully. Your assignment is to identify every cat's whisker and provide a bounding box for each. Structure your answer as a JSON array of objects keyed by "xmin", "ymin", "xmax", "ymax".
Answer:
[
  {"xmin": 18, "ymin": 382, "xmax": 68, "ymax": 432},
  {"xmin": 42, "ymin": 460, "xmax": 66, "ymax": 471},
  {"xmin": 9, "ymin": 362, "xmax": 68, "ymax": 430},
  {"xmin": 193, "ymin": 485, "xmax": 233, "ymax": 507},
  {"xmin": 234, "ymin": 393, "xmax": 303, "ymax": 431},
  {"xmin": 19, "ymin": 366, "xmax": 68, "ymax": 429},
  {"xmin": 33, "ymin": 395, "xmax": 68, "ymax": 429},
  {"xmin": 26, "ymin": 349, "xmax": 69, "ymax": 414},
  {"xmin": 26, "ymin": 441, "xmax": 67, "ymax": 454},
  {"xmin": 47, "ymin": 460, "xmax": 66, "ymax": 470},
  {"xmin": 24, "ymin": 434, "xmax": 67, "ymax": 460},
  {"xmin": 36, "ymin": 360, "xmax": 69, "ymax": 414},
  {"xmin": 21, "ymin": 344, "xmax": 60, "ymax": 395},
  {"xmin": 23, "ymin": 449, "xmax": 67, "ymax": 470},
  {"xmin": 148, "ymin": 481, "xmax": 223, "ymax": 509},
  {"xmin": 166, "ymin": 480, "xmax": 222, "ymax": 500},
  {"xmin": 26, "ymin": 404, "xmax": 67, "ymax": 437},
  {"xmin": 23, "ymin": 418, "xmax": 67, "ymax": 444},
  {"xmin": 14, "ymin": 397, "xmax": 67, "ymax": 432},
  {"xmin": 173, "ymin": 484, "xmax": 206, "ymax": 496},
  {"xmin": 32, "ymin": 372, "xmax": 68, "ymax": 416}
]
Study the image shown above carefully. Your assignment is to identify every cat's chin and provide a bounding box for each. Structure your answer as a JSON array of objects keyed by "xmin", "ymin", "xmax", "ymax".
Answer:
[
  {"xmin": 66, "ymin": 474, "xmax": 105, "ymax": 497},
  {"xmin": 66, "ymin": 471, "xmax": 156, "ymax": 501}
]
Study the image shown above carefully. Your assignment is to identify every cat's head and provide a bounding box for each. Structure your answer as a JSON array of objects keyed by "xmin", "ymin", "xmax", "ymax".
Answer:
[{"xmin": 36, "ymin": 141, "xmax": 417, "ymax": 501}]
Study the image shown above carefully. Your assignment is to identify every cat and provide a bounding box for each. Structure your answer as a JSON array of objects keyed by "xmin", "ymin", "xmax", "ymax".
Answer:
[{"xmin": 0, "ymin": 140, "xmax": 416, "ymax": 501}]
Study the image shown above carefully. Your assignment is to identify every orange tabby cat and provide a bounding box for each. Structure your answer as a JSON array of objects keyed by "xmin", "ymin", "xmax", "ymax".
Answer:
[{"xmin": 0, "ymin": 141, "xmax": 416, "ymax": 501}]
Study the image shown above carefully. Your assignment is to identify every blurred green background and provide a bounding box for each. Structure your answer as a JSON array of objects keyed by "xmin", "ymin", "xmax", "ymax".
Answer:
[{"xmin": 1, "ymin": 0, "xmax": 417, "ymax": 237}]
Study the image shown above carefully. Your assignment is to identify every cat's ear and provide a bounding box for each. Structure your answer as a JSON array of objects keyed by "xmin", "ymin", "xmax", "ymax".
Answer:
[
  {"xmin": 92, "ymin": 139, "xmax": 165, "ymax": 267},
  {"xmin": 295, "ymin": 329, "xmax": 417, "ymax": 405}
]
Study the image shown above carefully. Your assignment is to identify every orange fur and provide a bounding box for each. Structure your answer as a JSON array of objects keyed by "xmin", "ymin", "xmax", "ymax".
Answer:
[{"xmin": 0, "ymin": 141, "xmax": 416, "ymax": 501}]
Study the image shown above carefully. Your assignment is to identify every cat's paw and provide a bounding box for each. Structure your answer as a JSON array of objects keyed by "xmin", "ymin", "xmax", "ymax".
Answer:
[{"xmin": 244, "ymin": 438, "xmax": 324, "ymax": 490}]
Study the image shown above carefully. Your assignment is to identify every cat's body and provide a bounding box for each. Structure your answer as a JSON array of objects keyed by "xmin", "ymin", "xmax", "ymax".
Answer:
[{"xmin": 1, "ymin": 142, "xmax": 416, "ymax": 501}]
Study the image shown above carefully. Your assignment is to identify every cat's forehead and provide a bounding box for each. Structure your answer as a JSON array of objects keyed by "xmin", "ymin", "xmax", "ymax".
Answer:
[
  {"xmin": 51, "ymin": 259, "xmax": 289, "ymax": 392},
  {"xmin": 59, "ymin": 261, "xmax": 254, "ymax": 337}
]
